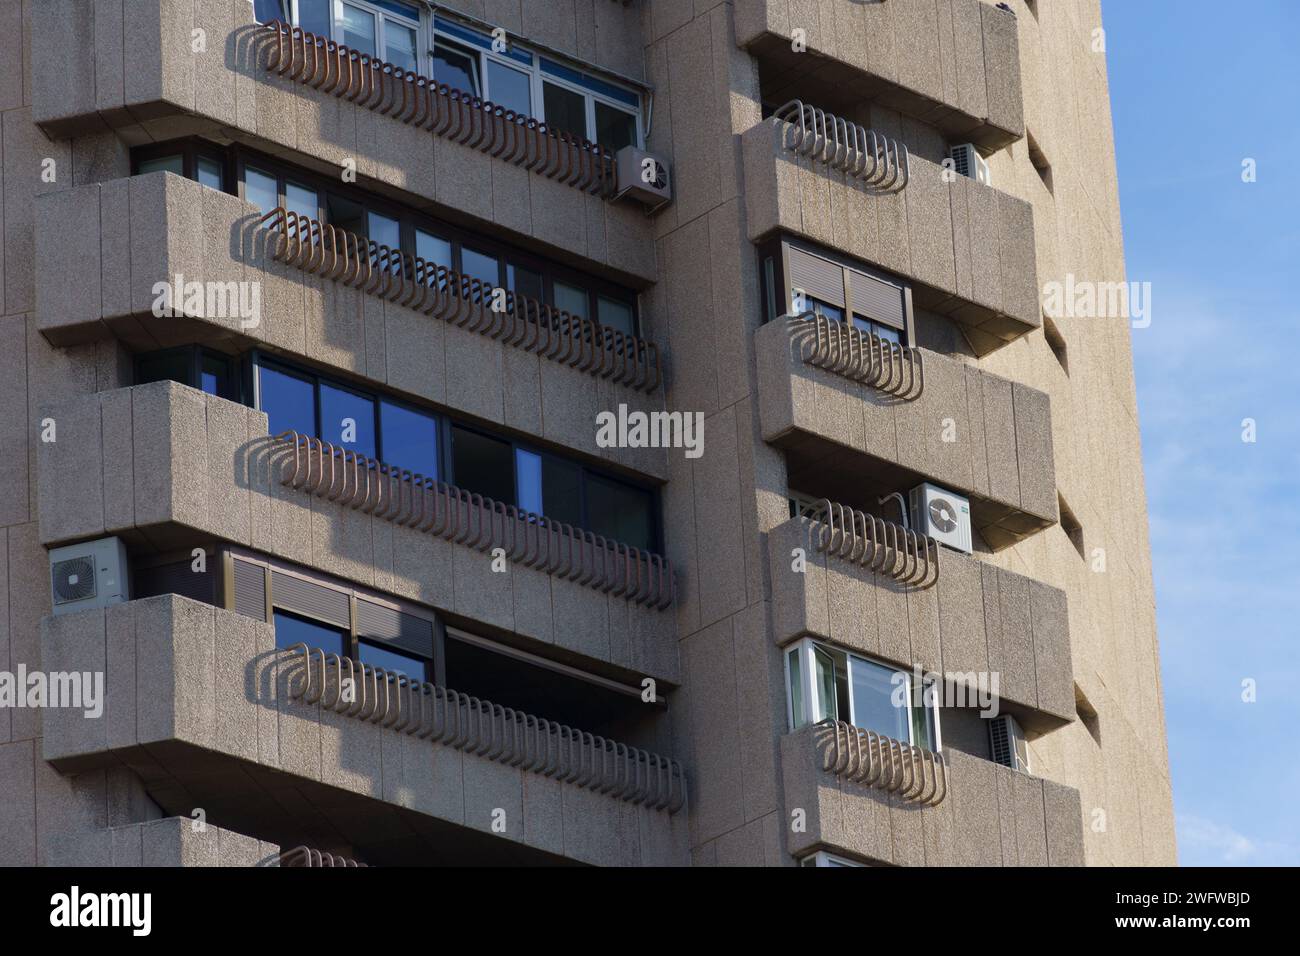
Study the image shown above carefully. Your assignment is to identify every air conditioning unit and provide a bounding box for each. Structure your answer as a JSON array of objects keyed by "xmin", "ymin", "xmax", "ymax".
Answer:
[
  {"xmin": 989, "ymin": 714, "xmax": 1031, "ymax": 773},
  {"xmin": 615, "ymin": 145, "xmax": 673, "ymax": 207},
  {"xmin": 49, "ymin": 537, "xmax": 130, "ymax": 616},
  {"xmin": 950, "ymin": 143, "xmax": 991, "ymax": 186},
  {"xmin": 909, "ymin": 482, "xmax": 972, "ymax": 554}
]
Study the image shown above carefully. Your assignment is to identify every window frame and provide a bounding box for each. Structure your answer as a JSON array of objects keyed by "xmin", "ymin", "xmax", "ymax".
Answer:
[
  {"xmin": 134, "ymin": 345, "xmax": 242, "ymax": 403},
  {"xmin": 431, "ymin": 15, "xmax": 644, "ymax": 150},
  {"xmin": 758, "ymin": 234, "xmax": 914, "ymax": 346},
  {"xmin": 131, "ymin": 139, "xmax": 231, "ymax": 192},
  {"xmin": 783, "ymin": 637, "xmax": 942, "ymax": 751}
]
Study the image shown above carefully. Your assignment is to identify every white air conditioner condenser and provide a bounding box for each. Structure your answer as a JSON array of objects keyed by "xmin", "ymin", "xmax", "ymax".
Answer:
[
  {"xmin": 615, "ymin": 145, "xmax": 673, "ymax": 207},
  {"xmin": 49, "ymin": 536, "xmax": 130, "ymax": 616},
  {"xmin": 909, "ymin": 482, "xmax": 972, "ymax": 554},
  {"xmin": 949, "ymin": 143, "xmax": 991, "ymax": 186},
  {"xmin": 989, "ymin": 714, "xmax": 1031, "ymax": 773}
]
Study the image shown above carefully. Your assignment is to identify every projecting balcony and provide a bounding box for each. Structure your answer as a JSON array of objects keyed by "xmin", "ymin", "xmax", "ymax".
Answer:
[
  {"xmin": 43, "ymin": 818, "xmax": 281, "ymax": 868},
  {"xmin": 31, "ymin": 4, "xmax": 654, "ymax": 281},
  {"xmin": 781, "ymin": 722, "xmax": 1084, "ymax": 866},
  {"xmin": 37, "ymin": 381, "xmax": 678, "ymax": 682},
  {"xmin": 35, "ymin": 171, "xmax": 666, "ymax": 480},
  {"xmin": 742, "ymin": 111, "xmax": 1040, "ymax": 355},
  {"xmin": 766, "ymin": 509, "xmax": 1075, "ymax": 725},
  {"xmin": 756, "ymin": 316, "xmax": 1057, "ymax": 550},
  {"xmin": 41, "ymin": 596, "xmax": 688, "ymax": 866},
  {"xmin": 737, "ymin": 0, "xmax": 1025, "ymax": 151}
]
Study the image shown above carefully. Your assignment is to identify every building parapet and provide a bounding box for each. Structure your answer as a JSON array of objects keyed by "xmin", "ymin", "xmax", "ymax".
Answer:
[
  {"xmin": 286, "ymin": 642, "xmax": 687, "ymax": 814},
  {"xmin": 275, "ymin": 432, "xmax": 675, "ymax": 610},
  {"xmin": 258, "ymin": 207, "xmax": 661, "ymax": 392},
  {"xmin": 813, "ymin": 719, "xmax": 948, "ymax": 806},
  {"xmin": 262, "ymin": 21, "xmax": 617, "ymax": 198}
]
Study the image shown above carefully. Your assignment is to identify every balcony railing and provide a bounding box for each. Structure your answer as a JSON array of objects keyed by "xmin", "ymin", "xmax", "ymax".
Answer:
[
  {"xmin": 262, "ymin": 21, "xmax": 617, "ymax": 197},
  {"xmin": 814, "ymin": 719, "xmax": 948, "ymax": 806},
  {"xmin": 789, "ymin": 312, "xmax": 924, "ymax": 400},
  {"xmin": 802, "ymin": 499, "xmax": 939, "ymax": 589},
  {"xmin": 772, "ymin": 100, "xmax": 910, "ymax": 191},
  {"xmin": 275, "ymin": 432, "xmax": 675, "ymax": 609},
  {"xmin": 257, "ymin": 207, "xmax": 661, "ymax": 392},
  {"xmin": 287, "ymin": 643, "xmax": 687, "ymax": 813},
  {"xmin": 279, "ymin": 846, "xmax": 368, "ymax": 868}
]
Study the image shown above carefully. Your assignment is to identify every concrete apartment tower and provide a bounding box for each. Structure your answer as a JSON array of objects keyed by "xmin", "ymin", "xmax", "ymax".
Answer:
[{"xmin": 0, "ymin": 0, "xmax": 1174, "ymax": 866}]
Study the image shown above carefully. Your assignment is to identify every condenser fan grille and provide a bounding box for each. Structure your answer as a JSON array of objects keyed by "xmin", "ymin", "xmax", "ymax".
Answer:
[
  {"xmin": 52, "ymin": 556, "xmax": 96, "ymax": 604},
  {"xmin": 928, "ymin": 498, "xmax": 959, "ymax": 534}
]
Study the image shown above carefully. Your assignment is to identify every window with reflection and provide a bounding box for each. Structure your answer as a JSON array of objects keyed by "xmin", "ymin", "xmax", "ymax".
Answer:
[
  {"xmin": 785, "ymin": 638, "xmax": 940, "ymax": 750},
  {"xmin": 273, "ymin": 609, "xmax": 346, "ymax": 656},
  {"xmin": 249, "ymin": 355, "xmax": 659, "ymax": 550}
]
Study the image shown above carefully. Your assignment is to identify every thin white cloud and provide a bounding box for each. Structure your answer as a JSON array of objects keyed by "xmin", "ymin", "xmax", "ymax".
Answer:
[{"xmin": 1176, "ymin": 814, "xmax": 1298, "ymax": 866}]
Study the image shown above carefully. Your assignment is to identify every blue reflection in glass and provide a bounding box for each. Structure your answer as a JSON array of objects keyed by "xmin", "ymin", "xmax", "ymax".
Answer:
[
  {"xmin": 359, "ymin": 640, "xmax": 428, "ymax": 680},
  {"xmin": 273, "ymin": 610, "xmax": 345, "ymax": 655},
  {"xmin": 258, "ymin": 365, "xmax": 315, "ymax": 438},
  {"xmin": 515, "ymin": 449, "xmax": 543, "ymax": 515},
  {"xmin": 320, "ymin": 383, "xmax": 376, "ymax": 459},
  {"xmin": 379, "ymin": 401, "xmax": 439, "ymax": 477}
]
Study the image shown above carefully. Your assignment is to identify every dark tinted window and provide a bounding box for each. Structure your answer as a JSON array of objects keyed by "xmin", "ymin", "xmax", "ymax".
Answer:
[
  {"xmin": 137, "ymin": 350, "xmax": 194, "ymax": 389},
  {"xmin": 543, "ymin": 457, "xmax": 583, "ymax": 527},
  {"xmin": 595, "ymin": 101, "xmax": 637, "ymax": 152},
  {"xmin": 451, "ymin": 425, "xmax": 514, "ymax": 504},
  {"xmin": 543, "ymin": 82, "xmax": 587, "ymax": 140},
  {"xmin": 253, "ymin": 0, "xmax": 290, "ymax": 23},
  {"xmin": 259, "ymin": 365, "xmax": 315, "ymax": 438},
  {"xmin": 200, "ymin": 353, "xmax": 235, "ymax": 400},
  {"xmin": 359, "ymin": 639, "xmax": 428, "ymax": 681},
  {"xmin": 586, "ymin": 474, "xmax": 654, "ymax": 550},
  {"xmin": 296, "ymin": 0, "xmax": 333, "ymax": 37}
]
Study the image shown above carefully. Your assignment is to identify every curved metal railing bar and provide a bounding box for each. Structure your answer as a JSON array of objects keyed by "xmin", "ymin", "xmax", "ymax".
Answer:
[
  {"xmin": 789, "ymin": 311, "xmax": 924, "ymax": 400},
  {"xmin": 806, "ymin": 498, "xmax": 940, "ymax": 589},
  {"xmin": 279, "ymin": 845, "xmax": 368, "ymax": 867},
  {"xmin": 813, "ymin": 719, "xmax": 947, "ymax": 806},
  {"xmin": 273, "ymin": 432, "xmax": 675, "ymax": 609},
  {"xmin": 261, "ymin": 21, "xmax": 616, "ymax": 197},
  {"xmin": 771, "ymin": 100, "xmax": 910, "ymax": 191},
  {"xmin": 256, "ymin": 207, "xmax": 661, "ymax": 392},
  {"xmin": 285, "ymin": 643, "xmax": 687, "ymax": 813}
]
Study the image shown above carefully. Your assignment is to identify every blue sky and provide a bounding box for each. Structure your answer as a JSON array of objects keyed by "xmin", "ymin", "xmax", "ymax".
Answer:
[{"xmin": 1104, "ymin": 0, "xmax": 1300, "ymax": 865}]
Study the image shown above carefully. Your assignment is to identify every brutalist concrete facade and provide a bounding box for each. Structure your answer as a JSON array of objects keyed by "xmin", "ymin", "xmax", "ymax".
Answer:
[{"xmin": 0, "ymin": 0, "xmax": 1174, "ymax": 866}]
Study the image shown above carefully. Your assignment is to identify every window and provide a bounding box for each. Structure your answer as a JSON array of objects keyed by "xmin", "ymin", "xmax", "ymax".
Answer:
[
  {"xmin": 761, "ymin": 236, "xmax": 912, "ymax": 346},
  {"xmin": 785, "ymin": 638, "xmax": 940, "ymax": 750},
  {"xmin": 431, "ymin": 17, "xmax": 643, "ymax": 150},
  {"xmin": 274, "ymin": 609, "xmax": 346, "ymax": 656},
  {"xmin": 256, "ymin": 0, "xmax": 422, "ymax": 69},
  {"xmin": 132, "ymin": 141, "xmax": 226, "ymax": 192},
  {"xmin": 251, "ymin": 355, "xmax": 660, "ymax": 550},
  {"xmin": 232, "ymin": 550, "xmax": 661, "ymax": 712},
  {"xmin": 450, "ymin": 425, "xmax": 515, "ymax": 504},
  {"xmin": 136, "ymin": 346, "xmax": 238, "ymax": 402},
  {"xmin": 243, "ymin": 166, "xmax": 279, "ymax": 213}
]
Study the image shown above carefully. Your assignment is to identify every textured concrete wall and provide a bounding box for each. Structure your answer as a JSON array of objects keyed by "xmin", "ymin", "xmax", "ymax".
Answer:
[
  {"xmin": 741, "ymin": 118, "xmax": 1040, "ymax": 352},
  {"xmin": 38, "ymin": 381, "xmax": 679, "ymax": 683},
  {"xmin": 765, "ymin": 517, "xmax": 1075, "ymax": 724},
  {"xmin": 30, "ymin": 0, "xmax": 657, "ymax": 286},
  {"xmin": 754, "ymin": 316, "xmax": 1058, "ymax": 542},
  {"xmin": 734, "ymin": 0, "xmax": 1024, "ymax": 150},
  {"xmin": 964, "ymin": 1, "xmax": 1175, "ymax": 865},
  {"xmin": 42, "ymin": 595, "xmax": 689, "ymax": 866},
  {"xmin": 36, "ymin": 172, "xmax": 669, "ymax": 481},
  {"xmin": 44, "ymin": 817, "xmax": 279, "ymax": 867},
  {"xmin": 780, "ymin": 725, "xmax": 1084, "ymax": 865}
]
